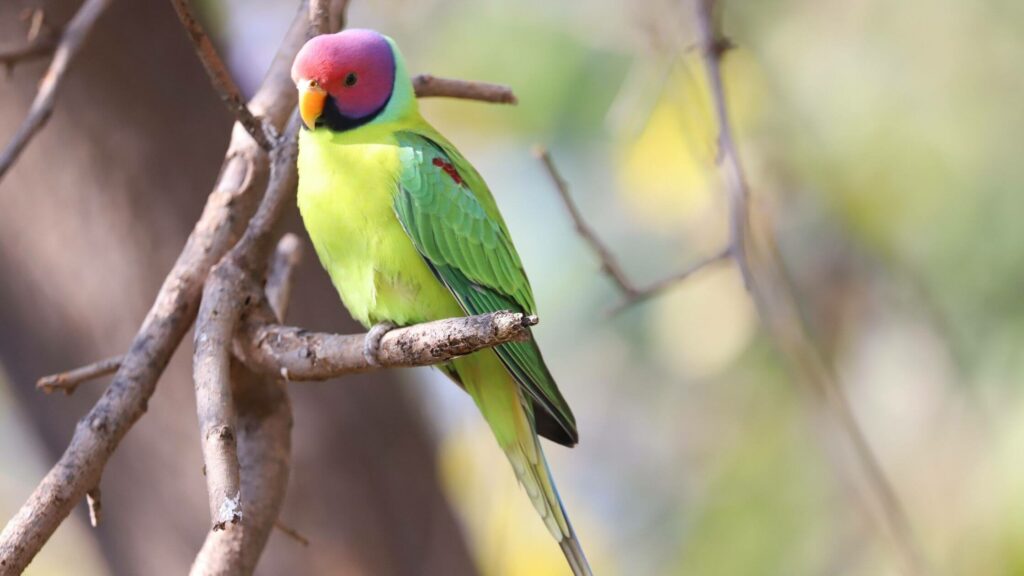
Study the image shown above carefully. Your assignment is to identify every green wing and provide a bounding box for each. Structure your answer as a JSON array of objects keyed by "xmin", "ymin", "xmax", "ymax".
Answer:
[{"xmin": 393, "ymin": 130, "xmax": 578, "ymax": 446}]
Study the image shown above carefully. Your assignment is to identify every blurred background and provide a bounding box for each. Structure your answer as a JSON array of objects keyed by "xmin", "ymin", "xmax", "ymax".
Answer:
[{"xmin": 2, "ymin": 0, "xmax": 1022, "ymax": 574}]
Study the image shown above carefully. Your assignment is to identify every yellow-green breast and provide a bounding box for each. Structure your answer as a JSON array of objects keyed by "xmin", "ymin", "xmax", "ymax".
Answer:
[{"xmin": 296, "ymin": 124, "xmax": 463, "ymax": 327}]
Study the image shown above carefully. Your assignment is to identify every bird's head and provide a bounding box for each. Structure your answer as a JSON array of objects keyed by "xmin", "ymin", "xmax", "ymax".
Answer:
[{"xmin": 291, "ymin": 29, "xmax": 410, "ymax": 132}]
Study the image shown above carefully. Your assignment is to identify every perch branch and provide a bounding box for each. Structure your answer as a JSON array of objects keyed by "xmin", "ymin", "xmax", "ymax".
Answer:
[
  {"xmin": 413, "ymin": 74, "xmax": 518, "ymax": 104},
  {"xmin": 36, "ymin": 354, "xmax": 121, "ymax": 395},
  {"xmin": 238, "ymin": 311, "xmax": 538, "ymax": 381},
  {"xmin": 535, "ymin": 146, "xmax": 728, "ymax": 311},
  {"xmin": 0, "ymin": 0, "xmax": 112, "ymax": 183},
  {"xmin": 693, "ymin": 1, "xmax": 929, "ymax": 575},
  {"xmin": 170, "ymin": 0, "xmax": 273, "ymax": 150}
]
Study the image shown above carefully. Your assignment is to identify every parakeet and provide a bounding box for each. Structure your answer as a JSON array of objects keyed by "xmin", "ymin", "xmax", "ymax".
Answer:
[{"xmin": 291, "ymin": 29, "xmax": 592, "ymax": 575}]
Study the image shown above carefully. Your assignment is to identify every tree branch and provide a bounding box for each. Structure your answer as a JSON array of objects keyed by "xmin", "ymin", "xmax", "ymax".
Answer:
[
  {"xmin": 693, "ymin": 2, "xmax": 930, "ymax": 575},
  {"xmin": 35, "ymin": 354, "xmax": 121, "ymax": 395},
  {"xmin": 0, "ymin": 4, "xmax": 311, "ymax": 571},
  {"xmin": 0, "ymin": 0, "xmax": 112, "ymax": 183},
  {"xmin": 265, "ymin": 233, "xmax": 304, "ymax": 322},
  {"xmin": 239, "ymin": 311, "xmax": 538, "ymax": 382},
  {"xmin": 170, "ymin": 0, "xmax": 273, "ymax": 150},
  {"xmin": 189, "ymin": 360, "xmax": 292, "ymax": 575},
  {"xmin": 0, "ymin": 37, "xmax": 56, "ymax": 72},
  {"xmin": 413, "ymin": 74, "xmax": 518, "ymax": 104},
  {"xmin": 192, "ymin": 125, "xmax": 298, "ymax": 533},
  {"xmin": 535, "ymin": 146, "xmax": 728, "ymax": 312}
]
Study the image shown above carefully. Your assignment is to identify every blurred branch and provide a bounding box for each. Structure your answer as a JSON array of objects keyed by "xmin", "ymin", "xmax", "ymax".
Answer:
[
  {"xmin": 413, "ymin": 74, "xmax": 518, "ymax": 104},
  {"xmin": 692, "ymin": 1, "xmax": 930, "ymax": 575},
  {"xmin": 535, "ymin": 146, "xmax": 729, "ymax": 312},
  {"xmin": 85, "ymin": 487, "xmax": 101, "ymax": 528},
  {"xmin": 266, "ymin": 233, "xmax": 304, "ymax": 322},
  {"xmin": 308, "ymin": 0, "xmax": 332, "ymax": 36},
  {"xmin": 238, "ymin": 311, "xmax": 538, "ymax": 382},
  {"xmin": 273, "ymin": 520, "xmax": 310, "ymax": 548},
  {"xmin": 170, "ymin": 0, "xmax": 273, "ymax": 150},
  {"xmin": 36, "ymin": 354, "xmax": 121, "ymax": 394},
  {"xmin": 0, "ymin": 0, "xmax": 112, "ymax": 184},
  {"xmin": 0, "ymin": 36, "xmax": 56, "ymax": 73}
]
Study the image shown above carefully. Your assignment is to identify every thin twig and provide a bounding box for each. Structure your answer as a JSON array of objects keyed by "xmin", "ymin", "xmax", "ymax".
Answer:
[
  {"xmin": 85, "ymin": 487, "xmax": 101, "ymax": 528},
  {"xmin": 273, "ymin": 519, "xmax": 310, "ymax": 547},
  {"xmin": 0, "ymin": 0, "xmax": 112, "ymax": 183},
  {"xmin": 238, "ymin": 311, "xmax": 539, "ymax": 381},
  {"xmin": 413, "ymin": 74, "xmax": 518, "ymax": 104},
  {"xmin": 0, "ymin": 37, "xmax": 56, "ymax": 72},
  {"xmin": 36, "ymin": 354, "xmax": 121, "ymax": 395},
  {"xmin": 266, "ymin": 233, "xmax": 304, "ymax": 322},
  {"xmin": 170, "ymin": 0, "xmax": 273, "ymax": 150},
  {"xmin": 607, "ymin": 246, "xmax": 732, "ymax": 314},
  {"xmin": 535, "ymin": 145, "xmax": 728, "ymax": 311},
  {"xmin": 693, "ymin": 2, "xmax": 930, "ymax": 575}
]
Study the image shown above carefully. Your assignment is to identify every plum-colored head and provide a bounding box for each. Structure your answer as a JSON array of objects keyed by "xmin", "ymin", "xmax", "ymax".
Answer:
[{"xmin": 291, "ymin": 29, "xmax": 397, "ymax": 131}]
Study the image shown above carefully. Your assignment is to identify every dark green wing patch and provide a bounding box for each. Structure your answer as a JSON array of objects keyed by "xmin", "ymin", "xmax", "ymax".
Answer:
[{"xmin": 393, "ymin": 132, "xmax": 578, "ymax": 446}]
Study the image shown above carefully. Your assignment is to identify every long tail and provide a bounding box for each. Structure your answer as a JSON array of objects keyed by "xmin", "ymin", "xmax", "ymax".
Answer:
[
  {"xmin": 546, "ymin": 457, "xmax": 593, "ymax": 576},
  {"xmin": 504, "ymin": 433, "xmax": 592, "ymax": 576},
  {"xmin": 456, "ymin": 352, "xmax": 593, "ymax": 575}
]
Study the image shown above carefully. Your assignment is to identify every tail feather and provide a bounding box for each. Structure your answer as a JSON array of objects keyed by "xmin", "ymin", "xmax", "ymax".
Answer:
[
  {"xmin": 560, "ymin": 533, "xmax": 592, "ymax": 576},
  {"xmin": 546, "ymin": 457, "xmax": 593, "ymax": 576},
  {"xmin": 510, "ymin": 440, "xmax": 593, "ymax": 575}
]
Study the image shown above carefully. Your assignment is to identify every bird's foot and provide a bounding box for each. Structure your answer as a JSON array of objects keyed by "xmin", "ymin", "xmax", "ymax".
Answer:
[{"xmin": 363, "ymin": 321, "xmax": 396, "ymax": 367}]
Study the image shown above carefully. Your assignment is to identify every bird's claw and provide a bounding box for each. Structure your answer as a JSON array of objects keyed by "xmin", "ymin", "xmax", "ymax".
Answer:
[{"xmin": 363, "ymin": 321, "xmax": 396, "ymax": 367}]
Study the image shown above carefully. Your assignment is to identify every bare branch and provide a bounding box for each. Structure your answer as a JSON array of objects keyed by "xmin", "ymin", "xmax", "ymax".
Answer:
[
  {"xmin": 309, "ymin": 0, "xmax": 331, "ymax": 36},
  {"xmin": 413, "ymin": 74, "xmax": 518, "ymax": 104},
  {"xmin": 192, "ymin": 129, "xmax": 298, "ymax": 533},
  {"xmin": 0, "ymin": 0, "xmax": 112, "ymax": 183},
  {"xmin": 693, "ymin": 2, "xmax": 930, "ymax": 575},
  {"xmin": 36, "ymin": 354, "xmax": 121, "ymax": 395},
  {"xmin": 273, "ymin": 520, "xmax": 310, "ymax": 548},
  {"xmin": 0, "ymin": 37, "xmax": 56, "ymax": 72},
  {"xmin": 190, "ymin": 361, "xmax": 292, "ymax": 575},
  {"xmin": 266, "ymin": 233, "xmax": 304, "ymax": 322},
  {"xmin": 85, "ymin": 487, "xmax": 101, "ymax": 528},
  {"xmin": 607, "ymin": 247, "xmax": 732, "ymax": 314},
  {"xmin": 535, "ymin": 146, "xmax": 727, "ymax": 311},
  {"xmin": 170, "ymin": 0, "xmax": 273, "ymax": 150},
  {"xmin": 0, "ymin": 5, "xmax": 312, "ymax": 570},
  {"xmin": 239, "ymin": 311, "xmax": 538, "ymax": 381}
]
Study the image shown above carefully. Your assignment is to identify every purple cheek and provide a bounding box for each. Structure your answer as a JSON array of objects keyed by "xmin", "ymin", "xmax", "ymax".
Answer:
[{"xmin": 326, "ymin": 31, "xmax": 396, "ymax": 120}]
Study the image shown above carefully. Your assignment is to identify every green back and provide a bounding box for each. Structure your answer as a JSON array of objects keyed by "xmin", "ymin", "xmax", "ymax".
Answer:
[{"xmin": 393, "ymin": 130, "xmax": 578, "ymax": 446}]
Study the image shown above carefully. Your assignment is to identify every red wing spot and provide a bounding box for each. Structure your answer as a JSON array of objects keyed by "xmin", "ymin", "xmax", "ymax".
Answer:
[{"xmin": 432, "ymin": 157, "xmax": 464, "ymax": 185}]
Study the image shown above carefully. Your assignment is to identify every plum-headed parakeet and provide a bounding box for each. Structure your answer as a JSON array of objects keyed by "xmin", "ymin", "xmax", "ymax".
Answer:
[{"xmin": 291, "ymin": 29, "xmax": 592, "ymax": 575}]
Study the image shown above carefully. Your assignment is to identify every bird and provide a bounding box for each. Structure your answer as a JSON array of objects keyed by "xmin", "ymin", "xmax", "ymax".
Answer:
[{"xmin": 291, "ymin": 28, "xmax": 592, "ymax": 575}]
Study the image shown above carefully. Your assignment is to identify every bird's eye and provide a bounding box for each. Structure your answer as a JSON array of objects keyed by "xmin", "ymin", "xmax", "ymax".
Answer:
[
  {"xmin": 309, "ymin": 79, "xmax": 319, "ymax": 89},
  {"xmin": 344, "ymin": 72, "xmax": 358, "ymax": 87}
]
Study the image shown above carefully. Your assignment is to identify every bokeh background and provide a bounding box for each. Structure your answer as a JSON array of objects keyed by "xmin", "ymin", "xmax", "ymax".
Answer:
[{"xmin": 2, "ymin": 0, "xmax": 1022, "ymax": 574}]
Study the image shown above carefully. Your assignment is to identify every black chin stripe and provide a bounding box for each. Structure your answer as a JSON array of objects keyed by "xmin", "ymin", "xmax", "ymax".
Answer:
[{"xmin": 315, "ymin": 93, "xmax": 392, "ymax": 132}]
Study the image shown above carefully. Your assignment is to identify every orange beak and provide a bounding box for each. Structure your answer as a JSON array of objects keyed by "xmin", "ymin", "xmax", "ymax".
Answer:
[{"xmin": 298, "ymin": 81, "xmax": 327, "ymax": 130}]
